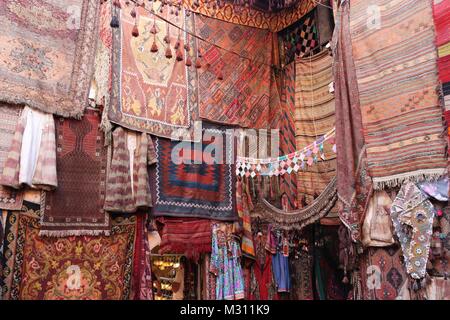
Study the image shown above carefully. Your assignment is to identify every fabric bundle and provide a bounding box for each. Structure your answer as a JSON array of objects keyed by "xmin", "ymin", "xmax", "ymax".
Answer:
[
  {"xmin": 156, "ymin": 217, "xmax": 212, "ymax": 260},
  {"xmin": 0, "ymin": 104, "xmax": 24, "ymax": 210},
  {"xmin": 295, "ymin": 49, "xmax": 337, "ymax": 212},
  {"xmin": 350, "ymin": 0, "xmax": 447, "ymax": 189},
  {"xmin": 332, "ymin": 0, "xmax": 372, "ymax": 242},
  {"xmin": 0, "ymin": 106, "xmax": 57, "ymax": 191},
  {"xmin": 104, "ymin": 127, "xmax": 157, "ymax": 213},
  {"xmin": 0, "ymin": 0, "xmax": 99, "ymax": 118},
  {"xmin": 39, "ymin": 109, "xmax": 110, "ymax": 237}
]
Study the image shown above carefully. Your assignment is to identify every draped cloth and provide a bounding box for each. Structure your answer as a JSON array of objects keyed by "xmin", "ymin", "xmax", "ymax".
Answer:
[{"xmin": 332, "ymin": 0, "xmax": 372, "ymax": 242}]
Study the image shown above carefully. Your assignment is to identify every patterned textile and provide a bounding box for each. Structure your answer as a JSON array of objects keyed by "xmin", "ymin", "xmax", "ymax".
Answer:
[
  {"xmin": 195, "ymin": 14, "xmax": 271, "ymax": 128},
  {"xmin": 1, "ymin": 202, "xmax": 137, "ymax": 300},
  {"xmin": 184, "ymin": 0, "xmax": 315, "ymax": 32},
  {"xmin": 278, "ymin": 10, "xmax": 318, "ymax": 66},
  {"xmin": 236, "ymin": 178, "xmax": 255, "ymax": 258},
  {"xmin": 418, "ymin": 177, "xmax": 448, "ymax": 202},
  {"xmin": 104, "ymin": 127, "xmax": 157, "ymax": 213},
  {"xmin": 295, "ymin": 49, "xmax": 337, "ymax": 214},
  {"xmin": 289, "ymin": 250, "xmax": 314, "ymax": 300},
  {"xmin": 40, "ymin": 109, "xmax": 110, "ymax": 237},
  {"xmin": 360, "ymin": 246, "xmax": 407, "ymax": 300},
  {"xmin": 391, "ymin": 182, "xmax": 435, "ymax": 280},
  {"xmin": 152, "ymin": 125, "xmax": 236, "ymax": 221},
  {"xmin": 210, "ymin": 223, "xmax": 245, "ymax": 300},
  {"xmin": 0, "ymin": 105, "xmax": 23, "ymax": 210},
  {"xmin": 350, "ymin": 0, "xmax": 447, "ymax": 189},
  {"xmin": 332, "ymin": 0, "xmax": 372, "ymax": 242},
  {"xmin": 0, "ymin": 106, "xmax": 57, "ymax": 191},
  {"xmin": 0, "ymin": 1, "xmax": 99, "ymax": 118},
  {"xmin": 156, "ymin": 217, "xmax": 212, "ymax": 260},
  {"xmin": 109, "ymin": 4, "xmax": 199, "ymax": 140}
]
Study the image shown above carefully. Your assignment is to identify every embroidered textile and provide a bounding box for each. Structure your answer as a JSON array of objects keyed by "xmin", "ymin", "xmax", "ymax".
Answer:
[
  {"xmin": 391, "ymin": 182, "xmax": 435, "ymax": 279},
  {"xmin": 195, "ymin": 14, "xmax": 271, "ymax": 128},
  {"xmin": 418, "ymin": 177, "xmax": 449, "ymax": 202},
  {"xmin": 109, "ymin": 5, "xmax": 199, "ymax": 140},
  {"xmin": 0, "ymin": 106, "xmax": 57, "ymax": 191},
  {"xmin": 332, "ymin": 0, "xmax": 372, "ymax": 242},
  {"xmin": 183, "ymin": 0, "xmax": 316, "ymax": 32},
  {"xmin": 40, "ymin": 109, "xmax": 110, "ymax": 237},
  {"xmin": 152, "ymin": 125, "xmax": 236, "ymax": 221},
  {"xmin": 236, "ymin": 178, "xmax": 255, "ymax": 258},
  {"xmin": 156, "ymin": 217, "xmax": 212, "ymax": 260},
  {"xmin": 360, "ymin": 246, "xmax": 407, "ymax": 300},
  {"xmin": 295, "ymin": 49, "xmax": 337, "ymax": 215},
  {"xmin": 104, "ymin": 127, "xmax": 156, "ymax": 213},
  {"xmin": 210, "ymin": 224, "xmax": 245, "ymax": 300},
  {"xmin": 0, "ymin": 0, "xmax": 99, "ymax": 118},
  {"xmin": 0, "ymin": 104, "xmax": 23, "ymax": 210},
  {"xmin": 289, "ymin": 250, "xmax": 314, "ymax": 300},
  {"xmin": 350, "ymin": 0, "xmax": 447, "ymax": 188},
  {"xmin": 1, "ymin": 202, "xmax": 136, "ymax": 300}
]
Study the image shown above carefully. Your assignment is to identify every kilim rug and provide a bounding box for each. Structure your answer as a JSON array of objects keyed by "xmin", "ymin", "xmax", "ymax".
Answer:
[
  {"xmin": 0, "ymin": 104, "xmax": 23, "ymax": 210},
  {"xmin": 1, "ymin": 202, "xmax": 137, "ymax": 300},
  {"xmin": 333, "ymin": 0, "xmax": 372, "ymax": 242},
  {"xmin": 195, "ymin": 14, "xmax": 272, "ymax": 128},
  {"xmin": 183, "ymin": 0, "xmax": 315, "ymax": 32},
  {"xmin": 109, "ymin": 3, "xmax": 199, "ymax": 140},
  {"xmin": 151, "ymin": 124, "xmax": 236, "ymax": 221},
  {"xmin": 278, "ymin": 9, "xmax": 318, "ymax": 66},
  {"xmin": 350, "ymin": 0, "xmax": 447, "ymax": 189},
  {"xmin": 360, "ymin": 246, "xmax": 408, "ymax": 300},
  {"xmin": 295, "ymin": 50, "xmax": 337, "ymax": 214},
  {"xmin": 0, "ymin": 1, "xmax": 99, "ymax": 118},
  {"xmin": 40, "ymin": 109, "xmax": 110, "ymax": 237}
]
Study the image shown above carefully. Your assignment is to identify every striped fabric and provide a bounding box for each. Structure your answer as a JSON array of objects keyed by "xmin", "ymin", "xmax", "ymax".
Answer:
[
  {"xmin": 0, "ymin": 106, "xmax": 57, "ymax": 191},
  {"xmin": 104, "ymin": 127, "xmax": 157, "ymax": 213},
  {"xmin": 350, "ymin": 0, "xmax": 447, "ymax": 189}
]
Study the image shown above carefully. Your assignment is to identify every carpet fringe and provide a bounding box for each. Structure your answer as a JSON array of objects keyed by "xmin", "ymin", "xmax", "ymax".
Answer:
[{"xmin": 372, "ymin": 169, "xmax": 447, "ymax": 190}]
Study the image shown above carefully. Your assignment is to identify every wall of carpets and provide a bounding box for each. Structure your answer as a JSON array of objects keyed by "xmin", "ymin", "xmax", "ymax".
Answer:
[{"xmin": 1, "ymin": 0, "xmax": 450, "ymax": 301}]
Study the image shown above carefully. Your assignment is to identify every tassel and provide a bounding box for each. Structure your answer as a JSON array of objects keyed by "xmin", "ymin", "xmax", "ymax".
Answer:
[
  {"xmin": 217, "ymin": 70, "xmax": 223, "ymax": 80},
  {"xmin": 185, "ymin": 55, "xmax": 192, "ymax": 67},
  {"xmin": 176, "ymin": 48, "xmax": 184, "ymax": 61},
  {"xmin": 151, "ymin": 38, "xmax": 158, "ymax": 53},
  {"xmin": 132, "ymin": 23, "xmax": 139, "ymax": 37},
  {"xmin": 110, "ymin": 15, "xmax": 120, "ymax": 28},
  {"xmin": 165, "ymin": 45, "xmax": 172, "ymax": 59},
  {"xmin": 130, "ymin": 7, "xmax": 137, "ymax": 18},
  {"xmin": 113, "ymin": 0, "xmax": 122, "ymax": 8},
  {"xmin": 195, "ymin": 58, "xmax": 202, "ymax": 69},
  {"xmin": 163, "ymin": 22, "xmax": 170, "ymax": 44}
]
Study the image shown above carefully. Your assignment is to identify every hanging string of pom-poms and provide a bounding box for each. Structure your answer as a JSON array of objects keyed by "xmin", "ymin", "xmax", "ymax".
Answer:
[{"xmin": 236, "ymin": 127, "xmax": 336, "ymax": 178}]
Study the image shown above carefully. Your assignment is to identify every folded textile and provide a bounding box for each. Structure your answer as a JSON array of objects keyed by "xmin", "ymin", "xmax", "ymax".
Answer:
[
  {"xmin": 0, "ymin": 106, "xmax": 57, "ymax": 191},
  {"xmin": 419, "ymin": 177, "xmax": 449, "ymax": 202}
]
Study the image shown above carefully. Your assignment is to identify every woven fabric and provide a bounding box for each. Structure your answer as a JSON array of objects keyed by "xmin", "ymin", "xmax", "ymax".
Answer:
[
  {"xmin": 236, "ymin": 178, "xmax": 255, "ymax": 258},
  {"xmin": 40, "ymin": 109, "xmax": 110, "ymax": 236},
  {"xmin": 360, "ymin": 246, "xmax": 407, "ymax": 300},
  {"xmin": 278, "ymin": 10, "xmax": 318, "ymax": 66},
  {"xmin": 0, "ymin": 104, "xmax": 23, "ymax": 210},
  {"xmin": 295, "ymin": 50, "xmax": 337, "ymax": 214},
  {"xmin": 156, "ymin": 217, "xmax": 212, "ymax": 260},
  {"xmin": 104, "ymin": 127, "xmax": 156, "ymax": 213},
  {"xmin": 195, "ymin": 14, "xmax": 271, "ymax": 128},
  {"xmin": 350, "ymin": 0, "xmax": 447, "ymax": 189},
  {"xmin": 1, "ymin": 202, "xmax": 137, "ymax": 300},
  {"xmin": 183, "ymin": 0, "xmax": 315, "ymax": 32},
  {"xmin": 152, "ymin": 125, "xmax": 236, "ymax": 221},
  {"xmin": 332, "ymin": 0, "xmax": 372, "ymax": 242},
  {"xmin": 0, "ymin": 0, "xmax": 99, "ymax": 118},
  {"xmin": 109, "ymin": 5, "xmax": 199, "ymax": 140}
]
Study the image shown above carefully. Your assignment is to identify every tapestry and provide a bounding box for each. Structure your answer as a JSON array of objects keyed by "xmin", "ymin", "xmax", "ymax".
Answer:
[
  {"xmin": 391, "ymin": 182, "xmax": 435, "ymax": 280},
  {"xmin": 195, "ymin": 14, "xmax": 271, "ymax": 128},
  {"xmin": 295, "ymin": 50, "xmax": 337, "ymax": 216},
  {"xmin": 278, "ymin": 9, "xmax": 318, "ymax": 66},
  {"xmin": 433, "ymin": 0, "xmax": 450, "ymax": 111},
  {"xmin": 289, "ymin": 250, "xmax": 314, "ymax": 300},
  {"xmin": 0, "ymin": 0, "xmax": 99, "ymax": 118},
  {"xmin": 332, "ymin": 0, "xmax": 372, "ymax": 242},
  {"xmin": 350, "ymin": 0, "xmax": 447, "ymax": 189},
  {"xmin": 156, "ymin": 217, "xmax": 211, "ymax": 260},
  {"xmin": 236, "ymin": 177, "xmax": 255, "ymax": 258},
  {"xmin": 183, "ymin": 0, "xmax": 316, "ymax": 32},
  {"xmin": 360, "ymin": 246, "xmax": 408, "ymax": 300},
  {"xmin": 109, "ymin": 4, "xmax": 199, "ymax": 140},
  {"xmin": 1, "ymin": 202, "xmax": 137, "ymax": 300},
  {"xmin": 152, "ymin": 124, "xmax": 236, "ymax": 221},
  {"xmin": 0, "ymin": 104, "xmax": 23, "ymax": 210},
  {"xmin": 40, "ymin": 109, "xmax": 110, "ymax": 237}
]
